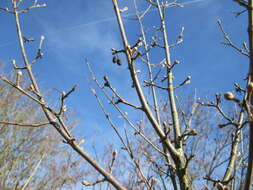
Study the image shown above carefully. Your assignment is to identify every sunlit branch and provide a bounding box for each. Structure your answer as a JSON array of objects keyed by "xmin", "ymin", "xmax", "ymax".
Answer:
[
  {"xmin": 0, "ymin": 7, "xmax": 14, "ymax": 14},
  {"xmin": 18, "ymin": 3, "xmax": 47, "ymax": 14},
  {"xmin": 86, "ymin": 61, "xmax": 167, "ymax": 157},
  {"xmin": 21, "ymin": 153, "xmax": 46, "ymax": 190},
  {"xmin": 112, "ymin": 0, "xmax": 180, "ymax": 159},
  {"xmin": 0, "ymin": 121, "xmax": 49, "ymax": 127},
  {"xmin": 217, "ymin": 19, "xmax": 249, "ymax": 57},
  {"xmin": 8, "ymin": 1, "xmax": 128, "ymax": 189},
  {"xmin": 102, "ymin": 76, "xmax": 142, "ymax": 110},
  {"xmin": 91, "ymin": 88, "xmax": 151, "ymax": 188}
]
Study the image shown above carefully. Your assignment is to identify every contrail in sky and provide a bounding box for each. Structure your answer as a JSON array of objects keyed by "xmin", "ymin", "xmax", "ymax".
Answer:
[
  {"xmin": 45, "ymin": 0, "xmax": 208, "ymax": 32},
  {"xmin": 0, "ymin": 0, "xmax": 207, "ymax": 48},
  {"xmin": 183, "ymin": 0, "xmax": 207, "ymax": 5}
]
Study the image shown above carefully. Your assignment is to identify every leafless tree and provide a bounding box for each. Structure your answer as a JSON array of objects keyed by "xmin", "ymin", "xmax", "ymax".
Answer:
[
  {"xmin": 0, "ymin": 73, "xmax": 87, "ymax": 189},
  {"xmin": 1, "ymin": 0, "xmax": 253, "ymax": 190}
]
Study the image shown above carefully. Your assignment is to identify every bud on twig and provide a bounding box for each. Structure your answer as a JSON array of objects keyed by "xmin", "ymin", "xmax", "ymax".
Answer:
[
  {"xmin": 91, "ymin": 89, "xmax": 96, "ymax": 95},
  {"xmin": 78, "ymin": 139, "xmax": 85, "ymax": 146},
  {"xmin": 247, "ymin": 82, "xmax": 253, "ymax": 92},
  {"xmin": 39, "ymin": 35, "xmax": 45, "ymax": 50},
  {"xmin": 112, "ymin": 56, "xmax": 117, "ymax": 63},
  {"xmin": 82, "ymin": 180, "xmax": 91, "ymax": 186},
  {"xmin": 23, "ymin": 36, "xmax": 35, "ymax": 43},
  {"xmin": 243, "ymin": 41, "xmax": 248, "ymax": 50},
  {"xmin": 185, "ymin": 76, "xmax": 191, "ymax": 84},
  {"xmin": 28, "ymin": 84, "xmax": 35, "ymax": 92},
  {"xmin": 103, "ymin": 76, "xmax": 110, "ymax": 87},
  {"xmin": 40, "ymin": 35, "xmax": 45, "ymax": 41},
  {"xmin": 11, "ymin": 60, "xmax": 17, "ymax": 68},
  {"xmin": 103, "ymin": 76, "xmax": 109, "ymax": 82},
  {"xmin": 174, "ymin": 60, "xmax": 180, "ymax": 65},
  {"xmin": 224, "ymin": 92, "xmax": 234, "ymax": 100},
  {"xmin": 36, "ymin": 35, "xmax": 45, "ymax": 59},
  {"xmin": 62, "ymin": 105, "xmax": 67, "ymax": 112},
  {"xmin": 61, "ymin": 91, "xmax": 66, "ymax": 97},
  {"xmin": 112, "ymin": 56, "xmax": 122, "ymax": 66},
  {"xmin": 119, "ymin": 6, "xmax": 128, "ymax": 13},
  {"xmin": 16, "ymin": 70, "xmax": 22, "ymax": 86},
  {"xmin": 112, "ymin": 150, "xmax": 118, "ymax": 157},
  {"xmin": 215, "ymin": 93, "xmax": 222, "ymax": 104}
]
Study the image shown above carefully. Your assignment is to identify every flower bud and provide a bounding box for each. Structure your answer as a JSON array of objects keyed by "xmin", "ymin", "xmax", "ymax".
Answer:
[
  {"xmin": 132, "ymin": 46, "xmax": 138, "ymax": 52},
  {"xmin": 91, "ymin": 89, "xmax": 96, "ymax": 94},
  {"xmin": 224, "ymin": 92, "xmax": 234, "ymax": 100},
  {"xmin": 62, "ymin": 105, "xmax": 67, "ymax": 112},
  {"xmin": 174, "ymin": 60, "xmax": 180, "ymax": 65},
  {"xmin": 17, "ymin": 70, "xmax": 22, "ymax": 76},
  {"xmin": 16, "ymin": 70, "xmax": 22, "ymax": 86},
  {"xmin": 116, "ymin": 58, "xmax": 122, "ymax": 66},
  {"xmin": 248, "ymin": 82, "xmax": 253, "ymax": 92},
  {"xmin": 11, "ymin": 60, "xmax": 16, "ymax": 67},
  {"xmin": 78, "ymin": 139, "xmax": 85, "ymax": 145},
  {"xmin": 112, "ymin": 150, "xmax": 118, "ymax": 157},
  {"xmin": 112, "ymin": 56, "xmax": 117, "ymax": 63},
  {"xmin": 82, "ymin": 180, "xmax": 90, "ymax": 186}
]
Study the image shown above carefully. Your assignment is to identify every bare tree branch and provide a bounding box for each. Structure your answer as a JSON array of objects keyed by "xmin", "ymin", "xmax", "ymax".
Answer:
[{"xmin": 0, "ymin": 121, "xmax": 49, "ymax": 127}]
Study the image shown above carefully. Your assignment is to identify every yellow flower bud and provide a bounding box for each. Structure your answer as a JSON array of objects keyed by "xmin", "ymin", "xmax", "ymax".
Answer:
[
  {"xmin": 248, "ymin": 82, "xmax": 253, "ymax": 92},
  {"xmin": 224, "ymin": 92, "xmax": 234, "ymax": 100}
]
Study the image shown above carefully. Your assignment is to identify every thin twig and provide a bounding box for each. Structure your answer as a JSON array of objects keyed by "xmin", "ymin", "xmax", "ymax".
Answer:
[
  {"xmin": 86, "ymin": 61, "xmax": 167, "ymax": 157},
  {"xmin": 9, "ymin": 1, "xmax": 127, "ymax": 189},
  {"xmin": 217, "ymin": 19, "xmax": 249, "ymax": 57},
  {"xmin": 18, "ymin": 3, "xmax": 46, "ymax": 14},
  {"xmin": 21, "ymin": 153, "xmax": 46, "ymax": 190},
  {"xmin": 0, "ymin": 121, "xmax": 49, "ymax": 127}
]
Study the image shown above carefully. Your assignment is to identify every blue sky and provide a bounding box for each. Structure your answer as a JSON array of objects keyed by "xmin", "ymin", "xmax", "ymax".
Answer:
[{"xmin": 0, "ymin": 0, "xmax": 249, "ymax": 148}]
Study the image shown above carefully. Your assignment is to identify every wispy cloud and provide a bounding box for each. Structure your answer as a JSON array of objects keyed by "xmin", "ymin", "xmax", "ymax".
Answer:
[
  {"xmin": 0, "ymin": 0, "xmax": 209, "ymax": 49},
  {"xmin": 182, "ymin": 0, "xmax": 208, "ymax": 6},
  {"xmin": 40, "ymin": 0, "xmax": 209, "ymax": 33}
]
